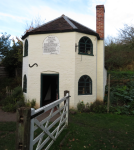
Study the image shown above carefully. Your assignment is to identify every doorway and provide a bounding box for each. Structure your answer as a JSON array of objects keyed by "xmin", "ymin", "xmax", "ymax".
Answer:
[{"xmin": 41, "ymin": 74, "xmax": 59, "ymax": 107}]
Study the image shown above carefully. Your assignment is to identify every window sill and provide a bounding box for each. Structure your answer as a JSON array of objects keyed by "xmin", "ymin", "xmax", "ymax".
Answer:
[
  {"xmin": 78, "ymin": 53, "xmax": 94, "ymax": 56},
  {"xmin": 23, "ymin": 56, "xmax": 28, "ymax": 57}
]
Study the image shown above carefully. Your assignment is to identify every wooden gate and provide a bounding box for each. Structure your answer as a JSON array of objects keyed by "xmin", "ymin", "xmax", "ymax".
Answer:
[
  {"xmin": 16, "ymin": 93, "xmax": 70, "ymax": 150},
  {"xmin": 30, "ymin": 93, "xmax": 70, "ymax": 150}
]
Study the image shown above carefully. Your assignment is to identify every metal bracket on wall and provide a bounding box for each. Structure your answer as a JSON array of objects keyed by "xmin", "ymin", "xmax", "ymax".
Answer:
[
  {"xmin": 29, "ymin": 63, "xmax": 38, "ymax": 68},
  {"xmin": 75, "ymin": 43, "xmax": 78, "ymax": 52}
]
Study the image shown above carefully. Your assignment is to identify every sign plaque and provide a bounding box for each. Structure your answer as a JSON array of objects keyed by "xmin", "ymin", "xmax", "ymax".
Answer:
[{"xmin": 43, "ymin": 36, "xmax": 60, "ymax": 54}]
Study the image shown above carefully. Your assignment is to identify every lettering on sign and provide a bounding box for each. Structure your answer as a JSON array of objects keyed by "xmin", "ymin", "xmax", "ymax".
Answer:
[{"xmin": 43, "ymin": 36, "xmax": 60, "ymax": 54}]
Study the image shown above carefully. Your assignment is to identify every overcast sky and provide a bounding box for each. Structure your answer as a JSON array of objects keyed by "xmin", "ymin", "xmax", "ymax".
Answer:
[{"xmin": 0, "ymin": 0, "xmax": 134, "ymax": 40}]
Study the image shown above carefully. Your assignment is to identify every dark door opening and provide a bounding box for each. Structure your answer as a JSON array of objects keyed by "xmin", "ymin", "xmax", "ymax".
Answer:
[{"xmin": 41, "ymin": 74, "xmax": 59, "ymax": 107}]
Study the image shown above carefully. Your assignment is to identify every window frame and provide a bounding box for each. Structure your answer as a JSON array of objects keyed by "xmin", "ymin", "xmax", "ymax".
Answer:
[
  {"xmin": 78, "ymin": 75, "xmax": 92, "ymax": 95},
  {"xmin": 78, "ymin": 36, "xmax": 93, "ymax": 56},
  {"xmin": 23, "ymin": 74, "xmax": 27, "ymax": 93},
  {"xmin": 24, "ymin": 39, "xmax": 28, "ymax": 57}
]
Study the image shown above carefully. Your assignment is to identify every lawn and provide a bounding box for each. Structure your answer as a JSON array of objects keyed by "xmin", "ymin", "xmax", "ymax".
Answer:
[
  {"xmin": 51, "ymin": 113, "xmax": 134, "ymax": 150},
  {"xmin": 0, "ymin": 122, "xmax": 16, "ymax": 150},
  {"xmin": 1, "ymin": 113, "xmax": 134, "ymax": 150}
]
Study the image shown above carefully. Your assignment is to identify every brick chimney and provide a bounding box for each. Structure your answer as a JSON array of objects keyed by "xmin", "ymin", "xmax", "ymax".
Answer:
[{"xmin": 96, "ymin": 5, "xmax": 105, "ymax": 39}]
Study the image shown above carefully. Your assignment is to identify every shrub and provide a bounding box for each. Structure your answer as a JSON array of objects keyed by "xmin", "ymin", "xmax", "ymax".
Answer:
[
  {"xmin": 25, "ymin": 99, "xmax": 36, "ymax": 108},
  {"xmin": 104, "ymin": 82, "xmax": 134, "ymax": 106},
  {"xmin": 15, "ymin": 100, "xmax": 25, "ymax": 109},
  {"xmin": 12, "ymin": 86, "xmax": 23, "ymax": 100},
  {"xmin": 89, "ymin": 100, "xmax": 106, "ymax": 113},
  {"xmin": 31, "ymin": 99, "xmax": 36, "ymax": 108},
  {"xmin": 77, "ymin": 101, "xmax": 85, "ymax": 112},
  {"xmin": 130, "ymin": 100, "xmax": 134, "ymax": 109},
  {"xmin": 2, "ymin": 103, "xmax": 16, "ymax": 112},
  {"xmin": 77, "ymin": 100, "xmax": 107, "ymax": 113},
  {"xmin": 1, "ymin": 86, "xmax": 25, "ymax": 112},
  {"xmin": 25, "ymin": 100, "xmax": 31, "ymax": 107}
]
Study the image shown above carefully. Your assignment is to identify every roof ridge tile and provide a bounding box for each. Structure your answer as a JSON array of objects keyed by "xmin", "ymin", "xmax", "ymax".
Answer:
[{"xmin": 62, "ymin": 15, "xmax": 78, "ymax": 29}]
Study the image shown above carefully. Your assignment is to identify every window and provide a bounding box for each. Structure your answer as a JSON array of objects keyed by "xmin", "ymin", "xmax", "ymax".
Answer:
[
  {"xmin": 24, "ymin": 39, "xmax": 28, "ymax": 56},
  {"xmin": 78, "ymin": 75, "xmax": 92, "ymax": 95},
  {"xmin": 79, "ymin": 36, "xmax": 93, "ymax": 55},
  {"xmin": 23, "ymin": 75, "xmax": 27, "ymax": 93}
]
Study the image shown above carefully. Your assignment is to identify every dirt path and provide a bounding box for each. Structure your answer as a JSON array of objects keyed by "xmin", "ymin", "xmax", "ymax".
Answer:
[
  {"xmin": 0, "ymin": 108, "xmax": 16, "ymax": 122},
  {"xmin": 0, "ymin": 107, "xmax": 60, "ymax": 122}
]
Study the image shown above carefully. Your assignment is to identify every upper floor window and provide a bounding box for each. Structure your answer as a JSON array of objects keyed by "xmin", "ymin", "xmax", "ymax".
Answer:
[
  {"xmin": 24, "ymin": 39, "xmax": 28, "ymax": 56},
  {"xmin": 78, "ymin": 36, "xmax": 93, "ymax": 55},
  {"xmin": 78, "ymin": 75, "xmax": 92, "ymax": 95},
  {"xmin": 23, "ymin": 74, "xmax": 27, "ymax": 93}
]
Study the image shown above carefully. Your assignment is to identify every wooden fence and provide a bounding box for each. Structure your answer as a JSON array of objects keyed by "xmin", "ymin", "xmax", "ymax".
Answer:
[
  {"xmin": 0, "ymin": 67, "xmax": 22, "ymax": 78},
  {"xmin": 16, "ymin": 93, "xmax": 70, "ymax": 150},
  {"xmin": 0, "ymin": 67, "xmax": 8, "ymax": 78}
]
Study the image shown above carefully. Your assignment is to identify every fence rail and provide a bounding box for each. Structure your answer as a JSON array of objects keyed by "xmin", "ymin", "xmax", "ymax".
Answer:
[{"xmin": 16, "ymin": 93, "xmax": 70, "ymax": 150}]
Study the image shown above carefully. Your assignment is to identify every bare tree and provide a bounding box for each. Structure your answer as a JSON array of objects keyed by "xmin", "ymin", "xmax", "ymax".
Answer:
[
  {"xmin": 105, "ymin": 36, "xmax": 117, "ymax": 46},
  {"xmin": 25, "ymin": 15, "xmax": 45, "ymax": 33},
  {"xmin": 118, "ymin": 24, "xmax": 134, "ymax": 48}
]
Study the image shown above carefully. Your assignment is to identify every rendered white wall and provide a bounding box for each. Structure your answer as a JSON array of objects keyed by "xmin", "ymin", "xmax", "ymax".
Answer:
[
  {"xmin": 24, "ymin": 32, "xmax": 75, "ymax": 108},
  {"xmin": 104, "ymin": 68, "xmax": 107, "ymax": 90},
  {"xmin": 22, "ymin": 37, "xmax": 29, "ymax": 100},
  {"xmin": 97, "ymin": 40, "xmax": 105, "ymax": 100},
  {"xmin": 74, "ymin": 32, "xmax": 97, "ymax": 108},
  {"xmin": 22, "ymin": 32, "xmax": 106, "ymax": 109}
]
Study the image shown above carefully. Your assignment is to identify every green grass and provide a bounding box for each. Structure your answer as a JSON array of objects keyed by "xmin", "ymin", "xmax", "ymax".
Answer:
[
  {"xmin": 51, "ymin": 113, "xmax": 134, "ymax": 150},
  {"xmin": 0, "ymin": 113, "xmax": 134, "ymax": 150},
  {"xmin": 0, "ymin": 122, "xmax": 16, "ymax": 150}
]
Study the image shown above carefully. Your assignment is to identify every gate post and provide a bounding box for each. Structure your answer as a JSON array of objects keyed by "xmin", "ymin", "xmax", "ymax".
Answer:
[
  {"xmin": 16, "ymin": 107, "xmax": 31, "ymax": 150},
  {"xmin": 64, "ymin": 90, "xmax": 70, "ymax": 126}
]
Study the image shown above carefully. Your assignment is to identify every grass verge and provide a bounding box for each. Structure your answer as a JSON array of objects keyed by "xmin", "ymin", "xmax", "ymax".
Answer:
[{"xmin": 0, "ymin": 122, "xmax": 16, "ymax": 150}]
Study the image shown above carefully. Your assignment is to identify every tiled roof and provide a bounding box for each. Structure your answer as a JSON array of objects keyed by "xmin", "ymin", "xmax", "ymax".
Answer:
[{"xmin": 22, "ymin": 15, "xmax": 100, "ymax": 39}]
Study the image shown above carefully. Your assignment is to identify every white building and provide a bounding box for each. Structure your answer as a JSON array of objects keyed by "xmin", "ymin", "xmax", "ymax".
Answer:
[{"xmin": 22, "ymin": 5, "xmax": 107, "ymax": 109}]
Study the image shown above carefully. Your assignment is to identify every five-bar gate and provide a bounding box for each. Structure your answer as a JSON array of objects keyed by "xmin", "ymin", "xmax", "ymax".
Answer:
[
  {"xmin": 16, "ymin": 93, "xmax": 70, "ymax": 150},
  {"xmin": 30, "ymin": 93, "xmax": 70, "ymax": 150}
]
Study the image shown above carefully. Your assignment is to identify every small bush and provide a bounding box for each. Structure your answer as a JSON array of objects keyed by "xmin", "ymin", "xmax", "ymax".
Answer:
[
  {"xmin": 12, "ymin": 86, "xmax": 23, "ymax": 100},
  {"xmin": 129, "ymin": 100, "xmax": 134, "ymax": 109},
  {"xmin": 25, "ymin": 100, "xmax": 31, "ymax": 107},
  {"xmin": 109, "ymin": 101, "xmax": 134, "ymax": 115},
  {"xmin": 31, "ymin": 99, "xmax": 36, "ymax": 108},
  {"xmin": 77, "ymin": 101, "xmax": 85, "ymax": 112},
  {"xmin": 15, "ymin": 100, "xmax": 25, "ymax": 109},
  {"xmin": 2, "ymin": 103, "xmax": 16, "ymax": 112},
  {"xmin": 25, "ymin": 99, "xmax": 36, "ymax": 108},
  {"xmin": 89, "ymin": 100, "xmax": 106, "ymax": 113},
  {"xmin": 1, "ymin": 96, "xmax": 14, "ymax": 106},
  {"xmin": 76, "ymin": 98, "xmax": 134, "ymax": 115},
  {"xmin": 85, "ymin": 102, "xmax": 90, "ymax": 109},
  {"xmin": 1, "ymin": 86, "xmax": 25, "ymax": 112}
]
